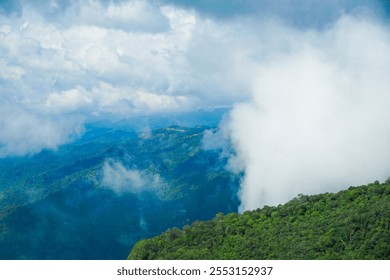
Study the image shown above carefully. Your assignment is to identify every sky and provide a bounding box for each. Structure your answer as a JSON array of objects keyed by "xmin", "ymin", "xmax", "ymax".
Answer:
[{"xmin": 1, "ymin": 0, "xmax": 390, "ymax": 209}]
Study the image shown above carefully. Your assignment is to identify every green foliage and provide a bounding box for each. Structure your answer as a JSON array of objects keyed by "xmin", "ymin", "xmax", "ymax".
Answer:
[
  {"xmin": 128, "ymin": 181, "xmax": 390, "ymax": 260},
  {"xmin": 0, "ymin": 125, "xmax": 239, "ymax": 259}
]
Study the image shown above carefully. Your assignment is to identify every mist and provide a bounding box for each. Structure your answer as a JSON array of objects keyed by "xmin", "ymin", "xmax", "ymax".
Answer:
[
  {"xmin": 224, "ymin": 15, "xmax": 390, "ymax": 211},
  {"xmin": 101, "ymin": 159, "xmax": 163, "ymax": 195}
]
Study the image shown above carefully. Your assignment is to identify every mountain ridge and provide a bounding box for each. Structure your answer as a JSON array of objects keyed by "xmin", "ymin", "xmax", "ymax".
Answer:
[{"xmin": 0, "ymin": 124, "xmax": 239, "ymax": 259}]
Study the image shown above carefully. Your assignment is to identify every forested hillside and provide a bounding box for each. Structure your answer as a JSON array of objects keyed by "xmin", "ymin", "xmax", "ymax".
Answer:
[
  {"xmin": 129, "ymin": 181, "xmax": 390, "ymax": 259},
  {"xmin": 0, "ymin": 124, "xmax": 239, "ymax": 259}
]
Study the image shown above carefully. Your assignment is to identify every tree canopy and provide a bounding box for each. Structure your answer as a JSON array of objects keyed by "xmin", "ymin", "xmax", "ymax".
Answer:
[{"xmin": 128, "ymin": 180, "xmax": 390, "ymax": 259}]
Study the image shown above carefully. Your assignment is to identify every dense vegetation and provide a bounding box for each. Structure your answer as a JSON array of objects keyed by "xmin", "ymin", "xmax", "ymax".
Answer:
[
  {"xmin": 129, "ymin": 180, "xmax": 390, "ymax": 259},
  {"xmin": 0, "ymin": 122, "xmax": 239, "ymax": 259}
]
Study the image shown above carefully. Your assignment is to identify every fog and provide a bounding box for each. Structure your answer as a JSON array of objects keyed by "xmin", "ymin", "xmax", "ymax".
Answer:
[
  {"xmin": 101, "ymin": 159, "xmax": 163, "ymax": 194},
  {"xmin": 224, "ymin": 16, "xmax": 390, "ymax": 210}
]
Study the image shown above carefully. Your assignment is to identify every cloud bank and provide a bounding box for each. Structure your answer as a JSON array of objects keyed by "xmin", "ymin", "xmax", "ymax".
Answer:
[
  {"xmin": 225, "ymin": 16, "xmax": 390, "ymax": 211},
  {"xmin": 1, "ymin": 0, "xmax": 389, "ymax": 211},
  {"xmin": 0, "ymin": 0, "xmax": 256, "ymax": 156}
]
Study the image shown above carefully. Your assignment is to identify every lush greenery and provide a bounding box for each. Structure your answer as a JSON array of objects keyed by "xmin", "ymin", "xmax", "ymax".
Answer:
[
  {"xmin": 128, "ymin": 181, "xmax": 390, "ymax": 259},
  {"xmin": 0, "ymin": 122, "xmax": 239, "ymax": 259}
]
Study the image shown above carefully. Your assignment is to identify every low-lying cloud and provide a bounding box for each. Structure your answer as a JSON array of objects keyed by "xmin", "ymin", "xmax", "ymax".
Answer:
[
  {"xmin": 101, "ymin": 160, "xmax": 163, "ymax": 195},
  {"xmin": 224, "ymin": 16, "xmax": 390, "ymax": 211},
  {"xmin": 0, "ymin": 104, "xmax": 83, "ymax": 156}
]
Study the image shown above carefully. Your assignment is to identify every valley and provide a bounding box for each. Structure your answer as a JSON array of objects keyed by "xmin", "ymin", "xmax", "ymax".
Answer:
[{"xmin": 0, "ymin": 123, "xmax": 239, "ymax": 259}]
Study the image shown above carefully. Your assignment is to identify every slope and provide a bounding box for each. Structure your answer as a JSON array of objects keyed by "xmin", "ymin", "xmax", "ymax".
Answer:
[
  {"xmin": 0, "ymin": 124, "xmax": 239, "ymax": 259},
  {"xmin": 128, "ymin": 180, "xmax": 390, "ymax": 259}
]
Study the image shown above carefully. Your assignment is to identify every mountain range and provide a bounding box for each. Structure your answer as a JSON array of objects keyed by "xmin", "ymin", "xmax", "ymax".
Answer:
[{"xmin": 0, "ymin": 112, "xmax": 239, "ymax": 259}]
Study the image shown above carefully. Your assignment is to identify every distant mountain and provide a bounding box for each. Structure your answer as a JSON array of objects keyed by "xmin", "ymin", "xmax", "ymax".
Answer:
[
  {"xmin": 87, "ymin": 108, "xmax": 230, "ymax": 132},
  {"xmin": 128, "ymin": 181, "xmax": 390, "ymax": 260},
  {"xmin": 0, "ymin": 122, "xmax": 240, "ymax": 259}
]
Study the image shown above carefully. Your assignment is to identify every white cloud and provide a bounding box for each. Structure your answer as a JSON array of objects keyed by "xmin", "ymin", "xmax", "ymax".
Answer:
[
  {"xmin": 0, "ymin": 0, "xmax": 389, "ymax": 217},
  {"xmin": 0, "ymin": 1, "xmax": 207, "ymax": 156},
  {"xmin": 224, "ymin": 15, "xmax": 390, "ymax": 211},
  {"xmin": 44, "ymin": 82, "xmax": 195, "ymax": 116},
  {"xmin": 2, "ymin": 0, "xmax": 254, "ymax": 139},
  {"xmin": 0, "ymin": 105, "xmax": 83, "ymax": 156},
  {"xmin": 45, "ymin": 86, "xmax": 93, "ymax": 113},
  {"xmin": 0, "ymin": 59, "xmax": 24, "ymax": 79},
  {"xmin": 64, "ymin": 0, "xmax": 170, "ymax": 33},
  {"xmin": 101, "ymin": 160, "xmax": 163, "ymax": 194}
]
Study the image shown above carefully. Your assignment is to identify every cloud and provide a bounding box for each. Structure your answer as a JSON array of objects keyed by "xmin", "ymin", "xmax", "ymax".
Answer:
[
  {"xmin": 66, "ymin": 0, "xmax": 170, "ymax": 33},
  {"xmin": 44, "ymin": 82, "xmax": 195, "ymax": 117},
  {"xmin": 223, "ymin": 15, "xmax": 390, "ymax": 211},
  {"xmin": 0, "ymin": 1, "xmax": 200, "ymax": 156},
  {"xmin": 0, "ymin": 0, "xmax": 263, "ymax": 156},
  {"xmin": 159, "ymin": 0, "xmax": 387, "ymax": 27},
  {"xmin": 0, "ymin": 0, "xmax": 389, "ymax": 220},
  {"xmin": 101, "ymin": 160, "xmax": 163, "ymax": 195},
  {"xmin": 0, "ymin": 104, "xmax": 83, "ymax": 156}
]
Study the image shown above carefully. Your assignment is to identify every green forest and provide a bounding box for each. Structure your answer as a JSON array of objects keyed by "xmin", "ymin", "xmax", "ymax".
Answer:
[{"xmin": 128, "ymin": 180, "xmax": 390, "ymax": 259}]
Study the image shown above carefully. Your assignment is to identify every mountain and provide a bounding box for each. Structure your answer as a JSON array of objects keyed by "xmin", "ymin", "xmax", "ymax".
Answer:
[
  {"xmin": 128, "ymin": 180, "xmax": 390, "ymax": 259},
  {"xmin": 0, "ymin": 122, "xmax": 239, "ymax": 259}
]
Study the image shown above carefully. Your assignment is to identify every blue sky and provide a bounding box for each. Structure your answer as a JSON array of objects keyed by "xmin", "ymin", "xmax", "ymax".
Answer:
[
  {"xmin": 1, "ymin": 1, "xmax": 388, "ymax": 18},
  {"xmin": 1, "ymin": 1, "xmax": 389, "ymax": 34},
  {"xmin": 1, "ymin": 0, "xmax": 390, "ymax": 208}
]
